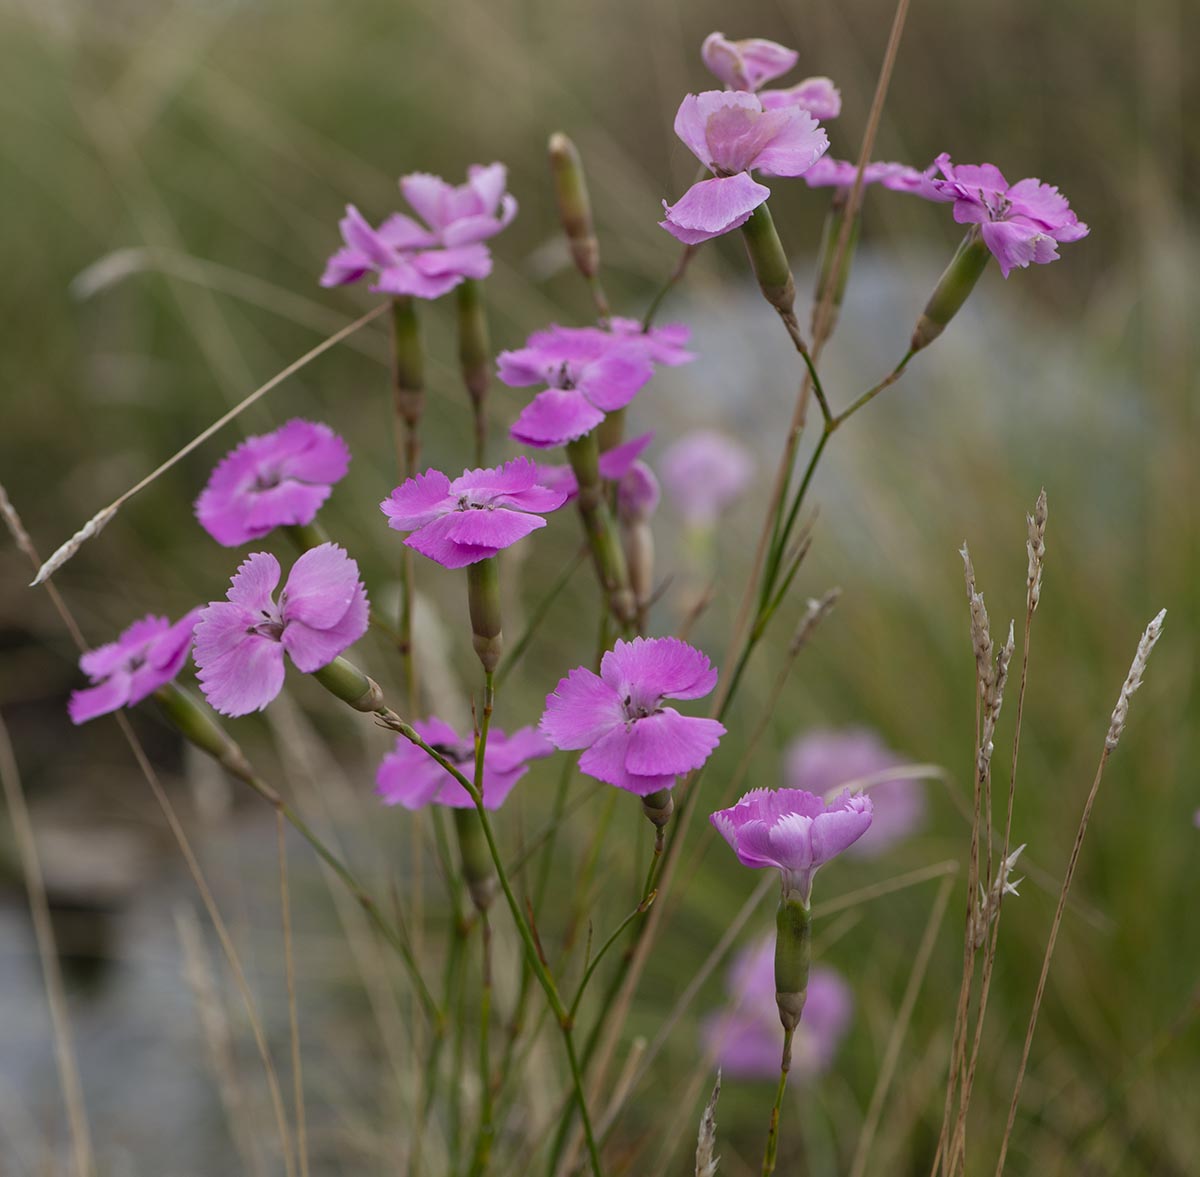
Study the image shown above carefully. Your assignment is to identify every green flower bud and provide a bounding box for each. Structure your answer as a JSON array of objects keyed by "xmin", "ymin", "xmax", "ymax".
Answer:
[
  {"xmin": 454, "ymin": 806, "xmax": 497, "ymax": 912},
  {"xmin": 456, "ymin": 278, "xmax": 490, "ymax": 411},
  {"xmin": 549, "ymin": 132, "xmax": 600, "ymax": 281},
  {"xmin": 153, "ymin": 683, "xmax": 252, "ymax": 780},
  {"xmin": 911, "ymin": 231, "xmax": 991, "ymax": 352},
  {"xmin": 640, "ymin": 787, "xmax": 674, "ymax": 830},
  {"xmin": 774, "ymin": 895, "xmax": 811, "ymax": 1034},
  {"xmin": 741, "ymin": 202, "xmax": 796, "ymax": 317},
  {"xmin": 391, "ymin": 296, "xmax": 424, "ymax": 431},
  {"xmin": 467, "ymin": 556, "xmax": 504, "ymax": 675},
  {"xmin": 310, "ymin": 656, "xmax": 384, "ymax": 712}
]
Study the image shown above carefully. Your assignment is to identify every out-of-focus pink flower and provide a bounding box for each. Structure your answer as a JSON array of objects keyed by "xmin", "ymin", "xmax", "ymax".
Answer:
[
  {"xmin": 661, "ymin": 91, "xmax": 829, "ymax": 244},
  {"xmin": 68, "ymin": 611, "xmax": 201, "ymax": 724},
  {"xmin": 931, "ymin": 154, "xmax": 1089, "ymax": 278},
  {"xmin": 759, "ymin": 77, "xmax": 842, "ymax": 120},
  {"xmin": 802, "ymin": 157, "xmax": 943, "ymax": 200},
  {"xmin": 661, "ymin": 430, "xmax": 754, "ymax": 526},
  {"xmin": 616, "ymin": 460, "xmax": 660, "ymax": 525},
  {"xmin": 711, "ymin": 787, "xmax": 873, "ymax": 903},
  {"xmin": 703, "ymin": 937, "xmax": 853, "ymax": 1079},
  {"xmin": 194, "ymin": 419, "xmax": 350, "ymax": 547},
  {"xmin": 702, "ymin": 32, "xmax": 798, "ymax": 92},
  {"xmin": 536, "ymin": 433, "xmax": 654, "ymax": 503},
  {"xmin": 604, "ymin": 317, "xmax": 695, "ymax": 366},
  {"xmin": 194, "ymin": 544, "xmax": 368, "ymax": 716},
  {"xmin": 397, "ymin": 164, "xmax": 518, "ymax": 247},
  {"xmin": 380, "ymin": 457, "xmax": 567, "ymax": 570},
  {"xmin": 499, "ymin": 326, "xmax": 655, "ymax": 449},
  {"xmin": 540, "ymin": 637, "xmax": 725, "ymax": 796},
  {"xmin": 376, "ymin": 718, "xmax": 552, "ymax": 810},
  {"xmin": 787, "ymin": 728, "xmax": 928, "ymax": 857}
]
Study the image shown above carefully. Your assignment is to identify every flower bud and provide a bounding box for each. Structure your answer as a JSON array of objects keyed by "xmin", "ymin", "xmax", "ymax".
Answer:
[
  {"xmin": 466, "ymin": 557, "xmax": 504, "ymax": 675},
  {"xmin": 391, "ymin": 295, "xmax": 424, "ymax": 431},
  {"xmin": 153, "ymin": 683, "xmax": 252, "ymax": 780},
  {"xmin": 548, "ymin": 132, "xmax": 600, "ymax": 280},
  {"xmin": 774, "ymin": 895, "xmax": 812, "ymax": 1036},
  {"xmin": 456, "ymin": 278, "xmax": 490, "ymax": 438},
  {"xmin": 617, "ymin": 460, "xmax": 660, "ymax": 612},
  {"xmin": 740, "ymin": 202, "xmax": 796, "ymax": 317},
  {"xmin": 911, "ymin": 231, "xmax": 991, "ymax": 352},
  {"xmin": 453, "ymin": 807, "xmax": 497, "ymax": 911},
  {"xmin": 310, "ymin": 656, "xmax": 385, "ymax": 712},
  {"xmin": 641, "ymin": 787, "xmax": 674, "ymax": 830}
]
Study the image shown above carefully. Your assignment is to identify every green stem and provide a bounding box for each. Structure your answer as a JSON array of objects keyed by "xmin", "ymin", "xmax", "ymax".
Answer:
[
  {"xmin": 456, "ymin": 278, "xmax": 491, "ymax": 466},
  {"xmin": 762, "ymin": 1029, "xmax": 795, "ymax": 1176},
  {"xmin": 468, "ymin": 912, "xmax": 495, "ymax": 1176},
  {"xmin": 833, "ymin": 351, "xmax": 915, "ymax": 426}
]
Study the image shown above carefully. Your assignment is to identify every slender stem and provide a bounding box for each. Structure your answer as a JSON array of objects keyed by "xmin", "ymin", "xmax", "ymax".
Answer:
[
  {"xmin": 761, "ymin": 1029, "xmax": 795, "ymax": 1176},
  {"xmin": 779, "ymin": 314, "xmax": 834, "ymax": 424},
  {"xmin": 641, "ymin": 243, "xmax": 696, "ymax": 330},
  {"xmin": 833, "ymin": 351, "xmax": 914, "ymax": 426},
  {"xmin": 469, "ymin": 913, "xmax": 495, "ymax": 1177},
  {"xmin": 568, "ymin": 901, "xmax": 652, "ymax": 1022},
  {"xmin": 276, "ymin": 811, "xmax": 309, "ymax": 1177}
]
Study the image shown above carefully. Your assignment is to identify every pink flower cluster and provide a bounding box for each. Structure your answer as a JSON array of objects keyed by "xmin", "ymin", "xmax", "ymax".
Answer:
[
  {"xmin": 322, "ymin": 163, "xmax": 517, "ymax": 298},
  {"xmin": 701, "ymin": 31, "xmax": 841, "ymax": 119}
]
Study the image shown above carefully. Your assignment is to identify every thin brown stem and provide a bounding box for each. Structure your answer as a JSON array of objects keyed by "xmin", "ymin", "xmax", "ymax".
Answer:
[{"xmin": 276, "ymin": 810, "xmax": 309, "ymax": 1177}]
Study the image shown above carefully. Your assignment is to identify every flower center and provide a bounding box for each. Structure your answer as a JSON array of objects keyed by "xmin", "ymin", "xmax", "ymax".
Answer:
[
  {"xmin": 429, "ymin": 741, "xmax": 472, "ymax": 765},
  {"xmin": 622, "ymin": 693, "xmax": 664, "ymax": 723},
  {"xmin": 552, "ymin": 360, "xmax": 578, "ymax": 390},
  {"xmin": 248, "ymin": 604, "xmax": 286, "ymax": 641},
  {"xmin": 456, "ymin": 494, "xmax": 494, "ymax": 512},
  {"xmin": 979, "ymin": 189, "xmax": 1012, "ymax": 221},
  {"xmin": 253, "ymin": 467, "xmax": 284, "ymax": 492}
]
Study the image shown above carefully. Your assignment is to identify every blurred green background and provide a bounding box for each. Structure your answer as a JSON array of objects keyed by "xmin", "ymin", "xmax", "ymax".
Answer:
[{"xmin": 1, "ymin": 0, "xmax": 1197, "ymax": 1174}]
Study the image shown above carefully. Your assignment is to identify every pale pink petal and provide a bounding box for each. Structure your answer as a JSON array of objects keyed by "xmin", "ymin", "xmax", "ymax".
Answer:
[
  {"xmin": 320, "ymin": 246, "xmax": 371, "ymax": 287},
  {"xmin": 371, "ymin": 257, "xmax": 461, "ymax": 299},
  {"xmin": 576, "ymin": 350, "xmax": 655, "ymax": 412},
  {"xmin": 281, "ymin": 544, "xmax": 364, "ymax": 631},
  {"xmin": 240, "ymin": 481, "xmax": 332, "ymax": 539},
  {"xmin": 759, "ymin": 76, "xmax": 842, "ymax": 120},
  {"xmin": 540, "ymin": 666, "xmax": 624, "ymax": 749},
  {"xmin": 981, "ymin": 220, "xmax": 1054, "ymax": 278},
  {"xmin": 623, "ymin": 710, "xmax": 725, "ymax": 777},
  {"xmin": 226, "ymin": 552, "xmax": 281, "ymax": 613},
  {"xmin": 405, "ymin": 514, "xmax": 493, "ymax": 568},
  {"xmin": 705, "ymin": 103, "xmax": 792, "ymax": 173},
  {"xmin": 146, "ymin": 608, "xmax": 202, "ymax": 676},
  {"xmin": 79, "ymin": 637, "xmax": 135, "ymax": 681},
  {"xmin": 753, "ymin": 108, "xmax": 829, "ymax": 177},
  {"xmin": 195, "ymin": 624, "xmax": 287, "ymax": 717},
  {"xmin": 809, "ymin": 794, "xmax": 875, "ymax": 862},
  {"xmin": 274, "ymin": 420, "xmax": 352, "ymax": 484},
  {"xmin": 701, "ymin": 33, "xmax": 798, "ymax": 91},
  {"xmin": 68, "ymin": 673, "xmax": 133, "ymax": 724},
  {"xmin": 282, "ymin": 580, "xmax": 369, "ymax": 672},
  {"xmin": 381, "ymin": 470, "xmax": 455, "ymax": 530},
  {"xmin": 509, "ymin": 388, "xmax": 605, "ymax": 449},
  {"xmin": 598, "ymin": 432, "xmax": 655, "ymax": 481},
  {"xmin": 661, "ymin": 174, "xmax": 770, "ymax": 244},
  {"xmin": 400, "ymin": 172, "xmax": 454, "ymax": 229},
  {"xmin": 578, "ymin": 726, "xmax": 675, "ymax": 796},
  {"xmin": 377, "ymin": 212, "xmax": 438, "ymax": 250},
  {"xmin": 338, "ymin": 205, "xmax": 395, "ymax": 268},
  {"xmin": 599, "ymin": 636, "xmax": 719, "ymax": 705},
  {"xmin": 673, "ymin": 93, "xmax": 716, "ymax": 166},
  {"xmin": 487, "ymin": 725, "xmax": 554, "ymax": 775},
  {"xmin": 443, "ymin": 507, "xmax": 546, "ymax": 550},
  {"xmin": 416, "ymin": 244, "xmax": 493, "ymax": 281},
  {"xmin": 377, "ymin": 741, "xmax": 452, "ymax": 808}
]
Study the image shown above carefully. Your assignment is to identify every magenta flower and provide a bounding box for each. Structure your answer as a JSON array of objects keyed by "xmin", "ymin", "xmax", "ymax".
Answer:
[
  {"xmin": 605, "ymin": 317, "xmax": 695, "ymax": 367},
  {"xmin": 759, "ymin": 77, "xmax": 842, "ymax": 120},
  {"xmin": 703, "ymin": 937, "xmax": 853, "ymax": 1080},
  {"xmin": 397, "ymin": 163, "xmax": 518, "ymax": 246},
  {"xmin": 540, "ymin": 637, "xmax": 725, "ymax": 796},
  {"xmin": 68, "ymin": 610, "xmax": 201, "ymax": 724},
  {"xmin": 377, "ymin": 718, "xmax": 552, "ymax": 810},
  {"xmin": 320, "ymin": 204, "xmax": 490, "ymax": 299},
  {"xmin": 787, "ymin": 729, "xmax": 928, "ymax": 858},
  {"xmin": 661, "ymin": 91, "xmax": 829, "ymax": 246},
  {"xmin": 802, "ymin": 157, "xmax": 942, "ymax": 199},
  {"xmin": 499, "ymin": 326, "xmax": 655, "ymax": 449},
  {"xmin": 661, "ymin": 429, "xmax": 754, "ymax": 526},
  {"xmin": 194, "ymin": 544, "xmax": 369, "ymax": 717},
  {"xmin": 711, "ymin": 788, "xmax": 873, "ymax": 903},
  {"xmin": 536, "ymin": 432, "xmax": 654, "ymax": 502},
  {"xmin": 701, "ymin": 31, "xmax": 798, "ymax": 92},
  {"xmin": 194, "ymin": 419, "xmax": 351, "ymax": 547},
  {"xmin": 380, "ymin": 456, "xmax": 567, "ymax": 570},
  {"xmin": 616, "ymin": 459, "xmax": 660, "ymax": 525},
  {"xmin": 931, "ymin": 153, "xmax": 1089, "ymax": 278}
]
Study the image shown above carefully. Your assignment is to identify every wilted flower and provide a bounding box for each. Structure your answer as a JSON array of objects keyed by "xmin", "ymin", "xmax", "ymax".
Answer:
[
  {"xmin": 786, "ymin": 728, "xmax": 928, "ymax": 857},
  {"xmin": 711, "ymin": 787, "xmax": 873, "ymax": 903},
  {"xmin": 499, "ymin": 326, "xmax": 654, "ymax": 448},
  {"xmin": 377, "ymin": 718, "xmax": 552, "ymax": 809},
  {"xmin": 194, "ymin": 544, "xmax": 368, "ymax": 716},
  {"xmin": 194, "ymin": 419, "xmax": 351, "ymax": 547},
  {"xmin": 701, "ymin": 32, "xmax": 798, "ymax": 92},
  {"xmin": 931, "ymin": 153, "xmax": 1089, "ymax": 277},
  {"xmin": 380, "ymin": 456, "xmax": 567, "ymax": 569},
  {"xmin": 540, "ymin": 637, "xmax": 725, "ymax": 796},
  {"xmin": 661, "ymin": 91, "xmax": 829, "ymax": 245},
  {"xmin": 68, "ymin": 610, "xmax": 201, "ymax": 724},
  {"xmin": 661, "ymin": 430, "xmax": 754, "ymax": 526},
  {"xmin": 703, "ymin": 937, "xmax": 853, "ymax": 1079}
]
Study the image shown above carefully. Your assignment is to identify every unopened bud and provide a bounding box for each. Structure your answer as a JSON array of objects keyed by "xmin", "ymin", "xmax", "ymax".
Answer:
[
  {"xmin": 549, "ymin": 132, "xmax": 600, "ymax": 280},
  {"xmin": 391, "ymin": 296, "xmax": 424, "ymax": 430},
  {"xmin": 640, "ymin": 787, "xmax": 674, "ymax": 830},
  {"xmin": 911, "ymin": 231, "xmax": 990, "ymax": 352},
  {"xmin": 466, "ymin": 557, "xmax": 504, "ymax": 674},
  {"xmin": 310, "ymin": 656, "xmax": 385, "ymax": 712},
  {"xmin": 453, "ymin": 807, "xmax": 497, "ymax": 912},
  {"xmin": 774, "ymin": 895, "xmax": 811, "ymax": 1035},
  {"xmin": 456, "ymin": 278, "xmax": 490, "ymax": 410},
  {"xmin": 153, "ymin": 683, "xmax": 252, "ymax": 781},
  {"xmin": 740, "ymin": 202, "xmax": 795, "ymax": 317}
]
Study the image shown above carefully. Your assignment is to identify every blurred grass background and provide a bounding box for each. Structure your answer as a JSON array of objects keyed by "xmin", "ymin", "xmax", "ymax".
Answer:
[{"xmin": 1, "ymin": 0, "xmax": 1197, "ymax": 1173}]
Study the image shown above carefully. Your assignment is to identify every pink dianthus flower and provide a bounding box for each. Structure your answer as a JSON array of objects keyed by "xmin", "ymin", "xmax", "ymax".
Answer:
[
  {"xmin": 499, "ymin": 326, "xmax": 655, "ymax": 449},
  {"xmin": 701, "ymin": 32, "xmax": 798, "ymax": 92},
  {"xmin": 536, "ymin": 433, "xmax": 654, "ymax": 502},
  {"xmin": 702, "ymin": 937, "xmax": 853, "ymax": 1080},
  {"xmin": 540, "ymin": 637, "xmax": 725, "ymax": 796},
  {"xmin": 661, "ymin": 91, "xmax": 829, "ymax": 245},
  {"xmin": 68, "ymin": 610, "xmax": 201, "ymax": 724},
  {"xmin": 194, "ymin": 419, "xmax": 350, "ymax": 547},
  {"xmin": 194, "ymin": 544, "xmax": 368, "ymax": 716},
  {"xmin": 376, "ymin": 718, "xmax": 552, "ymax": 810},
  {"xmin": 380, "ymin": 456, "xmax": 567, "ymax": 570},
  {"xmin": 802, "ymin": 157, "xmax": 942, "ymax": 200},
  {"xmin": 711, "ymin": 787, "xmax": 873, "ymax": 903},
  {"xmin": 930, "ymin": 153, "xmax": 1089, "ymax": 278},
  {"xmin": 661, "ymin": 429, "xmax": 754, "ymax": 526}
]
